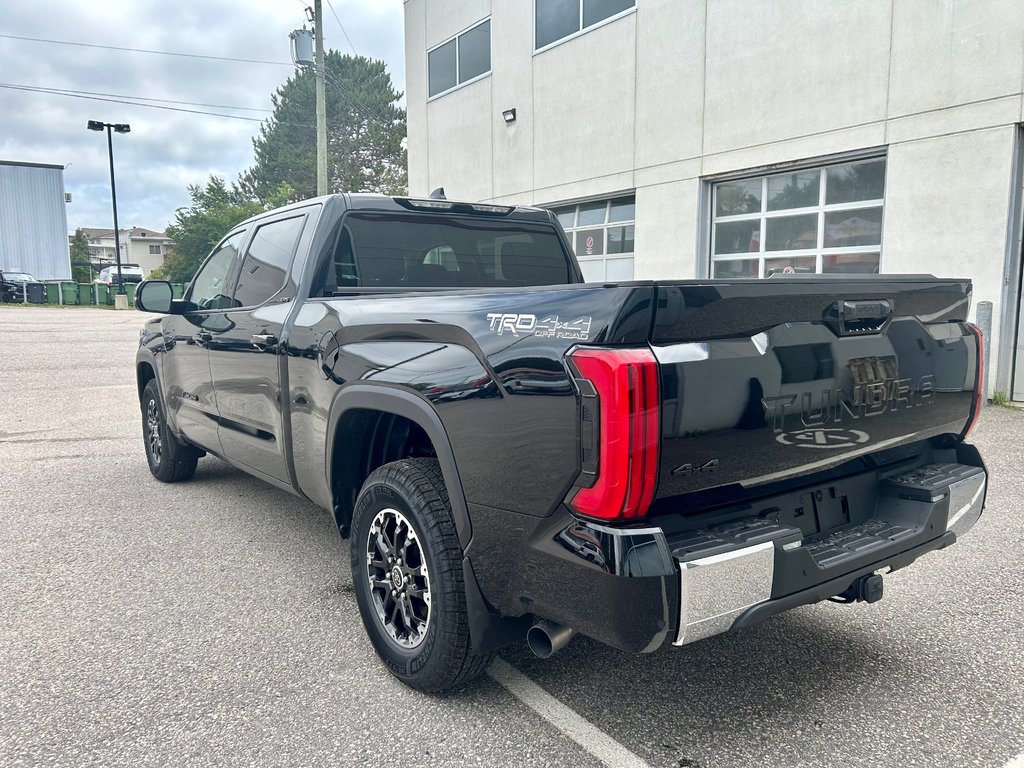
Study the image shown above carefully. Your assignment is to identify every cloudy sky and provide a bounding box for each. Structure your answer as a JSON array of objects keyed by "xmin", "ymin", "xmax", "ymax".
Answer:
[{"xmin": 0, "ymin": 0, "xmax": 405, "ymax": 234}]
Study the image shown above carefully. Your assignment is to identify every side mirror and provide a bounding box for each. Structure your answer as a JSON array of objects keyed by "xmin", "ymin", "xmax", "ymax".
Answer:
[{"xmin": 135, "ymin": 280, "xmax": 174, "ymax": 313}]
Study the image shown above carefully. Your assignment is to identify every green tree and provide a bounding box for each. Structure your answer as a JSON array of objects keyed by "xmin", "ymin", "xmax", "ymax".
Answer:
[
  {"xmin": 68, "ymin": 228, "xmax": 93, "ymax": 283},
  {"xmin": 240, "ymin": 52, "xmax": 407, "ymax": 202},
  {"xmin": 156, "ymin": 176, "xmax": 293, "ymax": 283}
]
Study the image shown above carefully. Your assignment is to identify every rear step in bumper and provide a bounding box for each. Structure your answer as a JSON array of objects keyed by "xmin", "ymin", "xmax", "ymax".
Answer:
[{"xmin": 671, "ymin": 463, "xmax": 986, "ymax": 646}]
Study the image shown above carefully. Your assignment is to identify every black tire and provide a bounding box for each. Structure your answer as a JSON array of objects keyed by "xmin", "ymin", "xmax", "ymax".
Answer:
[
  {"xmin": 351, "ymin": 458, "xmax": 493, "ymax": 692},
  {"xmin": 141, "ymin": 378, "xmax": 200, "ymax": 482}
]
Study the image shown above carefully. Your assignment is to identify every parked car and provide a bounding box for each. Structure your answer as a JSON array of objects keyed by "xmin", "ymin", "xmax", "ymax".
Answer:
[
  {"xmin": 133, "ymin": 193, "xmax": 987, "ymax": 692},
  {"xmin": 97, "ymin": 264, "xmax": 145, "ymax": 286},
  {"xmin": 1, "ymin": 270, "xmax": 39, "ymax": 302}
]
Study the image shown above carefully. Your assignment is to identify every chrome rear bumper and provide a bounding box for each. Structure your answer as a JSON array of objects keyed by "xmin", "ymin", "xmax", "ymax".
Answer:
[{"xmin": 672, "ymin": 462, "xmax": 986, "ymax": 646}]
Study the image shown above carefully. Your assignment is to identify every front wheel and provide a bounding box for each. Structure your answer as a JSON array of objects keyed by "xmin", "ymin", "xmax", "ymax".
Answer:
[
  {"xmin": 141, "ymin": 378, "xmax": 200, "ymax": 482},
  {"xmin": 351, "ymin": 458, "xmax": 493, "ymax": 692}
]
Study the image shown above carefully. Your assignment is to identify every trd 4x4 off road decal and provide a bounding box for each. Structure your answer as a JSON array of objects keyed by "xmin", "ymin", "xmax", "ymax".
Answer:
[{"xmin": 485, "ymin": 313, "xmax": 592, "ymax": 340}]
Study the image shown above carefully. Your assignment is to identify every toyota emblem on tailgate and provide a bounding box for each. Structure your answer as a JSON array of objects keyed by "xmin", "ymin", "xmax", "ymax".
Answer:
[{"xmin": 777, "ymin": 428, "xmax": 870, "ymax": 449}]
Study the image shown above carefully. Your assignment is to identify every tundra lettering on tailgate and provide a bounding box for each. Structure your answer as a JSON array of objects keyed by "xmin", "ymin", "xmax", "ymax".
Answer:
[{"xmin": 763, "ymin": 374, "xmax": 935, "ymax": 436}]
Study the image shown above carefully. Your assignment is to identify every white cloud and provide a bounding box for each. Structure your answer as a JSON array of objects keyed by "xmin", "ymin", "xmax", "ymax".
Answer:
[{"xmin": 0, "ymin": 0, "xmax": 405, "ymax": 233}]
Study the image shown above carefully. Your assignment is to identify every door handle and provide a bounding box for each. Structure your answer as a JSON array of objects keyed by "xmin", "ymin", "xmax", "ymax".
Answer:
[
  {"xmin": 251, "ymin": 333, "xmax": 278, "ymax": 351},
  {"xmin": 193, "ymin": 330, "xmax": 212, "ymax": 345}
]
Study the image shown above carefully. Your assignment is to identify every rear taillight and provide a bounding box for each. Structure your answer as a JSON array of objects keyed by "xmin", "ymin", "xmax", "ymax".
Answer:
[
  {"xmin": 962, "ymin": 322, "xmax": 985, "ymax": 438},
  {"xmin": 566, "ymin": 347, "xmax": 660, "ymax": 521}
]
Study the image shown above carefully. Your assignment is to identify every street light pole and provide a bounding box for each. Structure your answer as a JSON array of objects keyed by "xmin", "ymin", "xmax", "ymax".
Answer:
[
  {"xmin": 105, "ymin": 126, "xmax": 124, "ymax": 295},
  {"xmin": 87, "ymin": 120, "xmax": 130, "ymax": 295}
]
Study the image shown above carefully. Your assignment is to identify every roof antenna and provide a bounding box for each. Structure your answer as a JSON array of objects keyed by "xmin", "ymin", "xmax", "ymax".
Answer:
[{"xmin": 428, "ymin": 187, "xmax": 446, "ymax": 200}]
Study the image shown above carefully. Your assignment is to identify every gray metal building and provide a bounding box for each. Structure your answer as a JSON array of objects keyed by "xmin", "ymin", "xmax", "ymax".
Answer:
[{"xmin": 0, "ymin": 160, "xmax": 71, "ymax": 280}]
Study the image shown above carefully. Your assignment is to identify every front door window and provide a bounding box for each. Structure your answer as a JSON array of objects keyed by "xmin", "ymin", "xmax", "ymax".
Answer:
[{"xmin": 187, "ymin": 231, "xmax": 245, "ymax": 310}]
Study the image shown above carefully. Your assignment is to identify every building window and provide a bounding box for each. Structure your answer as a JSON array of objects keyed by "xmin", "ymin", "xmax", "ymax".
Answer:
[
  {"xmin": 710, "ymin": 157, "xmax": 886, "ymax": 278},
  {"xmin": 535, "ymin": 0, "xmax": 635, "ymax": 50},
  {"xmin": 428, "ymin": 19, "xmax": 491, "ymax": 98},
  {"xmin": 149, "ymin": 244, "xmax": 162, "ymax": 255},
  {"xmin": 550, "ymin": 196, "xmax": 635, "ymax": 282}
]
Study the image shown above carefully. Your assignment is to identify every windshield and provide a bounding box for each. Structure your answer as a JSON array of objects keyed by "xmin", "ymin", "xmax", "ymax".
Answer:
[
  {"xmin": 316, "ymin": 212, "xmax": 572, "ymax": 293},
  {"xmin": 4, "ymin": 273, "xmax": 35, "ymax": 282}
]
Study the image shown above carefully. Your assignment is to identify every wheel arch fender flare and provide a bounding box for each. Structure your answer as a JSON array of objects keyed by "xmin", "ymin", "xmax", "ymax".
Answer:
[
  {"xmin": 136, "ymin": 348, "xmax": 167, "ymax": 411},
  {"xmin": 326, "ymin": 384, "xmax": 472, "ymax": 549}
]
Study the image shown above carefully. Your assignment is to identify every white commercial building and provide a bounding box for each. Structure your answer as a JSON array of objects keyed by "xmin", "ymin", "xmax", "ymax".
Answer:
[{"xmin": 404, "ymin": 0, "xmax": 1024, "ymax": 399}]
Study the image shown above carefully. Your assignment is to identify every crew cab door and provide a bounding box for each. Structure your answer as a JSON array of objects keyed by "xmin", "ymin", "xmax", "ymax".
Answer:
[
  {"xmin": 160, "ymin": 230, "xmax": 246, "ymax": 454},
  {"xmin": 207, "ymin": 211, "xmax": 310, "ymax": 483}
]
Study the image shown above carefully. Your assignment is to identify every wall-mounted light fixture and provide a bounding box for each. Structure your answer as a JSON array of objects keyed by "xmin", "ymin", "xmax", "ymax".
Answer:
[{"xmin": 502, "ymin": 108, "xmax": 517, "ymax": 124}]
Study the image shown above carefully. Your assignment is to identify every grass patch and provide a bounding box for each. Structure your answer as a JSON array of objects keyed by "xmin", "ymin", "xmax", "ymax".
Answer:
[{"xmin": 990, "ymin": 391, "xmax": 1013, "ymax": 407}]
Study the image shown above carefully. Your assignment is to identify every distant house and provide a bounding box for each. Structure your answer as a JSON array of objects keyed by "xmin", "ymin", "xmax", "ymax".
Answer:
[{"xmin": 75, "ymin": 227, "xmax": 172, "ymax": 277}]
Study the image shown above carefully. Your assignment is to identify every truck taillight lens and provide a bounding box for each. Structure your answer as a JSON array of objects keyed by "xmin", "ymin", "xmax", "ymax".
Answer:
[
  {"xmin": 567, "ymin": 347, "xmax": 660, "ymax": 520},
  {"xmin": 963, "ymin": 322, "xmax": 985, "ymax": 438}
]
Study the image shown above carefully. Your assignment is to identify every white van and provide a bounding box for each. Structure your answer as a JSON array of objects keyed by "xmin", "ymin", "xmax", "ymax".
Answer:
[{"xmin": 96, "ymin": 264, "xmax": 145, "ymax": 285}]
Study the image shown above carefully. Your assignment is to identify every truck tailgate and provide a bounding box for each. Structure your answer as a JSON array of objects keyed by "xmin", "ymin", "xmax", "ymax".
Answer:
[{"xmin": 648, "ymin": 277, "xmax": 979, "ymax": 508}]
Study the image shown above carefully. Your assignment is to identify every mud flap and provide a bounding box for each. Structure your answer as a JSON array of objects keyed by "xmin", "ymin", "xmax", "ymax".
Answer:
[{"xmin": 463, "ymin": 558, "xmax": 532, "ymax": 653}]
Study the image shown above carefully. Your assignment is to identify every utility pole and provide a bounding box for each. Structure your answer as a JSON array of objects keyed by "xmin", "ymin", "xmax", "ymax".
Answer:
[{"xmin": 314, "ymin": 0, "xmax": 328, "ymax": 196}]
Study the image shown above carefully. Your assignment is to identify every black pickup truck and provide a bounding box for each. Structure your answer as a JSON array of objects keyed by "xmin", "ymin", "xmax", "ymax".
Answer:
[{"xmin": 134, "ymin": 193, "xmax": 987, "ymax": 691}]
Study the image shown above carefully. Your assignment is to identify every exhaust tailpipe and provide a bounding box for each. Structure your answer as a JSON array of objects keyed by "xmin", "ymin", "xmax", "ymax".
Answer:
[{"xmin": 527, "ymin": 620, "xmax": 575, "ymax": 659}]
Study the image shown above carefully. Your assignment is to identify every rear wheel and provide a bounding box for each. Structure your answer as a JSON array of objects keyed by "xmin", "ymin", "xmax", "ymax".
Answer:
[
  {"xmin": 141, "ymin": 378, "xmax": 200, "ymax": 482},
  {"xmin": 351, "ymin": 458, "xmax": 493, "ymax": 692}
]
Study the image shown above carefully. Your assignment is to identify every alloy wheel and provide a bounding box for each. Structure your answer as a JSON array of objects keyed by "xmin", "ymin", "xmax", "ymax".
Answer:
[
  {"xmin": 365, "ymin": 507, "xmax": 431, "ymax": 648},
  {"xmin": 146, "ymin": 399, "xmax": 162, "ymax": 467}
]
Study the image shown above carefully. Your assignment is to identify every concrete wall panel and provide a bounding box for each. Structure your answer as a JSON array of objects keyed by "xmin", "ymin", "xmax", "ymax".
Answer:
[
  {"xmin": 424, "ymin": 0, "xmax": 491, "ymax": 49},
  {"xmin": 404, "ymin": 0, "xmax": 429, "ymax": 195},
  {"xmin": 702, "ymin": 0, "xmax": 891, "ymax": 156},
  {"xmin": 532, "ymin": 14, "xmax": 637, "ymax": 193},
  {"xmin": 634, "ymin": 179, "xmax": 701, "ymax": 279},
  {"xmin": 425, "ymin": 80, "xmax": 494, "ymax": 201},
  {"xmin": 882, "ymin": 126, "xmax": 1016, "ymax": 390},
  {"xmin": 888, "ymin": 0, "xmax": 1024, "ymax": 117},
  {"xmin": 490, "ymin": 0, "xmax": 535, "ymax": 199},
  {"xmin": 700, "ymin": 124, "xmax": 887, "ymax": 178},
  {"xmin": 634, "ymin": 0, "xmax": 705, "ymax": 169}
]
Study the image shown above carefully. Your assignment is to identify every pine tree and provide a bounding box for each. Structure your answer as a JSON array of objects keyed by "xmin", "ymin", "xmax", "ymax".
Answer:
[{"xmin": 240, "ymin": 52, "xmax": 407, "ymax": 203}]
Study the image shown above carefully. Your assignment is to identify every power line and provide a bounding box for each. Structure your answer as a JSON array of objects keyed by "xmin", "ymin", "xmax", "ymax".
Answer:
[
  {"xmin": 0, "ymin": 83, "xmax": 311, "ymax": 127},
  {"xmin": 4, "ymin": 83, "xmax": 272, "ymax": 113},
  {"xmin": 324, "ymin": 0, "xmax": 359, "ymax": 56},
  {"xmin": 290, "ymin": 0, "xmax": 357, "ymax": 56},
  {"xmin": 0, "ymin": 33, "xmax": 293, "ymax": 66},
  {"xmin": 320, "ymin": 68, "xmax": 394, "ymax": 130}
]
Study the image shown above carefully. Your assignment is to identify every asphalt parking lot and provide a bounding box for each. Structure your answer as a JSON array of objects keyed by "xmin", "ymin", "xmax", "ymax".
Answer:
[{"xmin": 2, "ymin": 305, "xmax": 1023, "ymax": 768}]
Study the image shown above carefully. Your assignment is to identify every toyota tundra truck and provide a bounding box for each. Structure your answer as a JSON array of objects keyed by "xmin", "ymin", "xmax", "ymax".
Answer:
[{"xmin": 133, "ymin": 192, "xmax": 987, "ymax": 691}]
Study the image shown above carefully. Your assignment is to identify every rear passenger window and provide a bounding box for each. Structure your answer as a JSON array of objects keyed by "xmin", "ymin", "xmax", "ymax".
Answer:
[
  {"xmin": 233, "ymin": 216, "xmax": 304, "ymax": 307},
  {"xmin": 318, "ymin": 212, "xmax": 569, "ymax": 291}
]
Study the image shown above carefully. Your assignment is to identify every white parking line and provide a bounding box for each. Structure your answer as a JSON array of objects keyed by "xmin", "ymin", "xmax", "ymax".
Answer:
[
  {"xmin": 1004, "ymin": 751, "xmax": 1024, "ymax": 768},
  {"xmin": 487, "ymin": 658, "xmax": 653, "ymax": 768}
]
